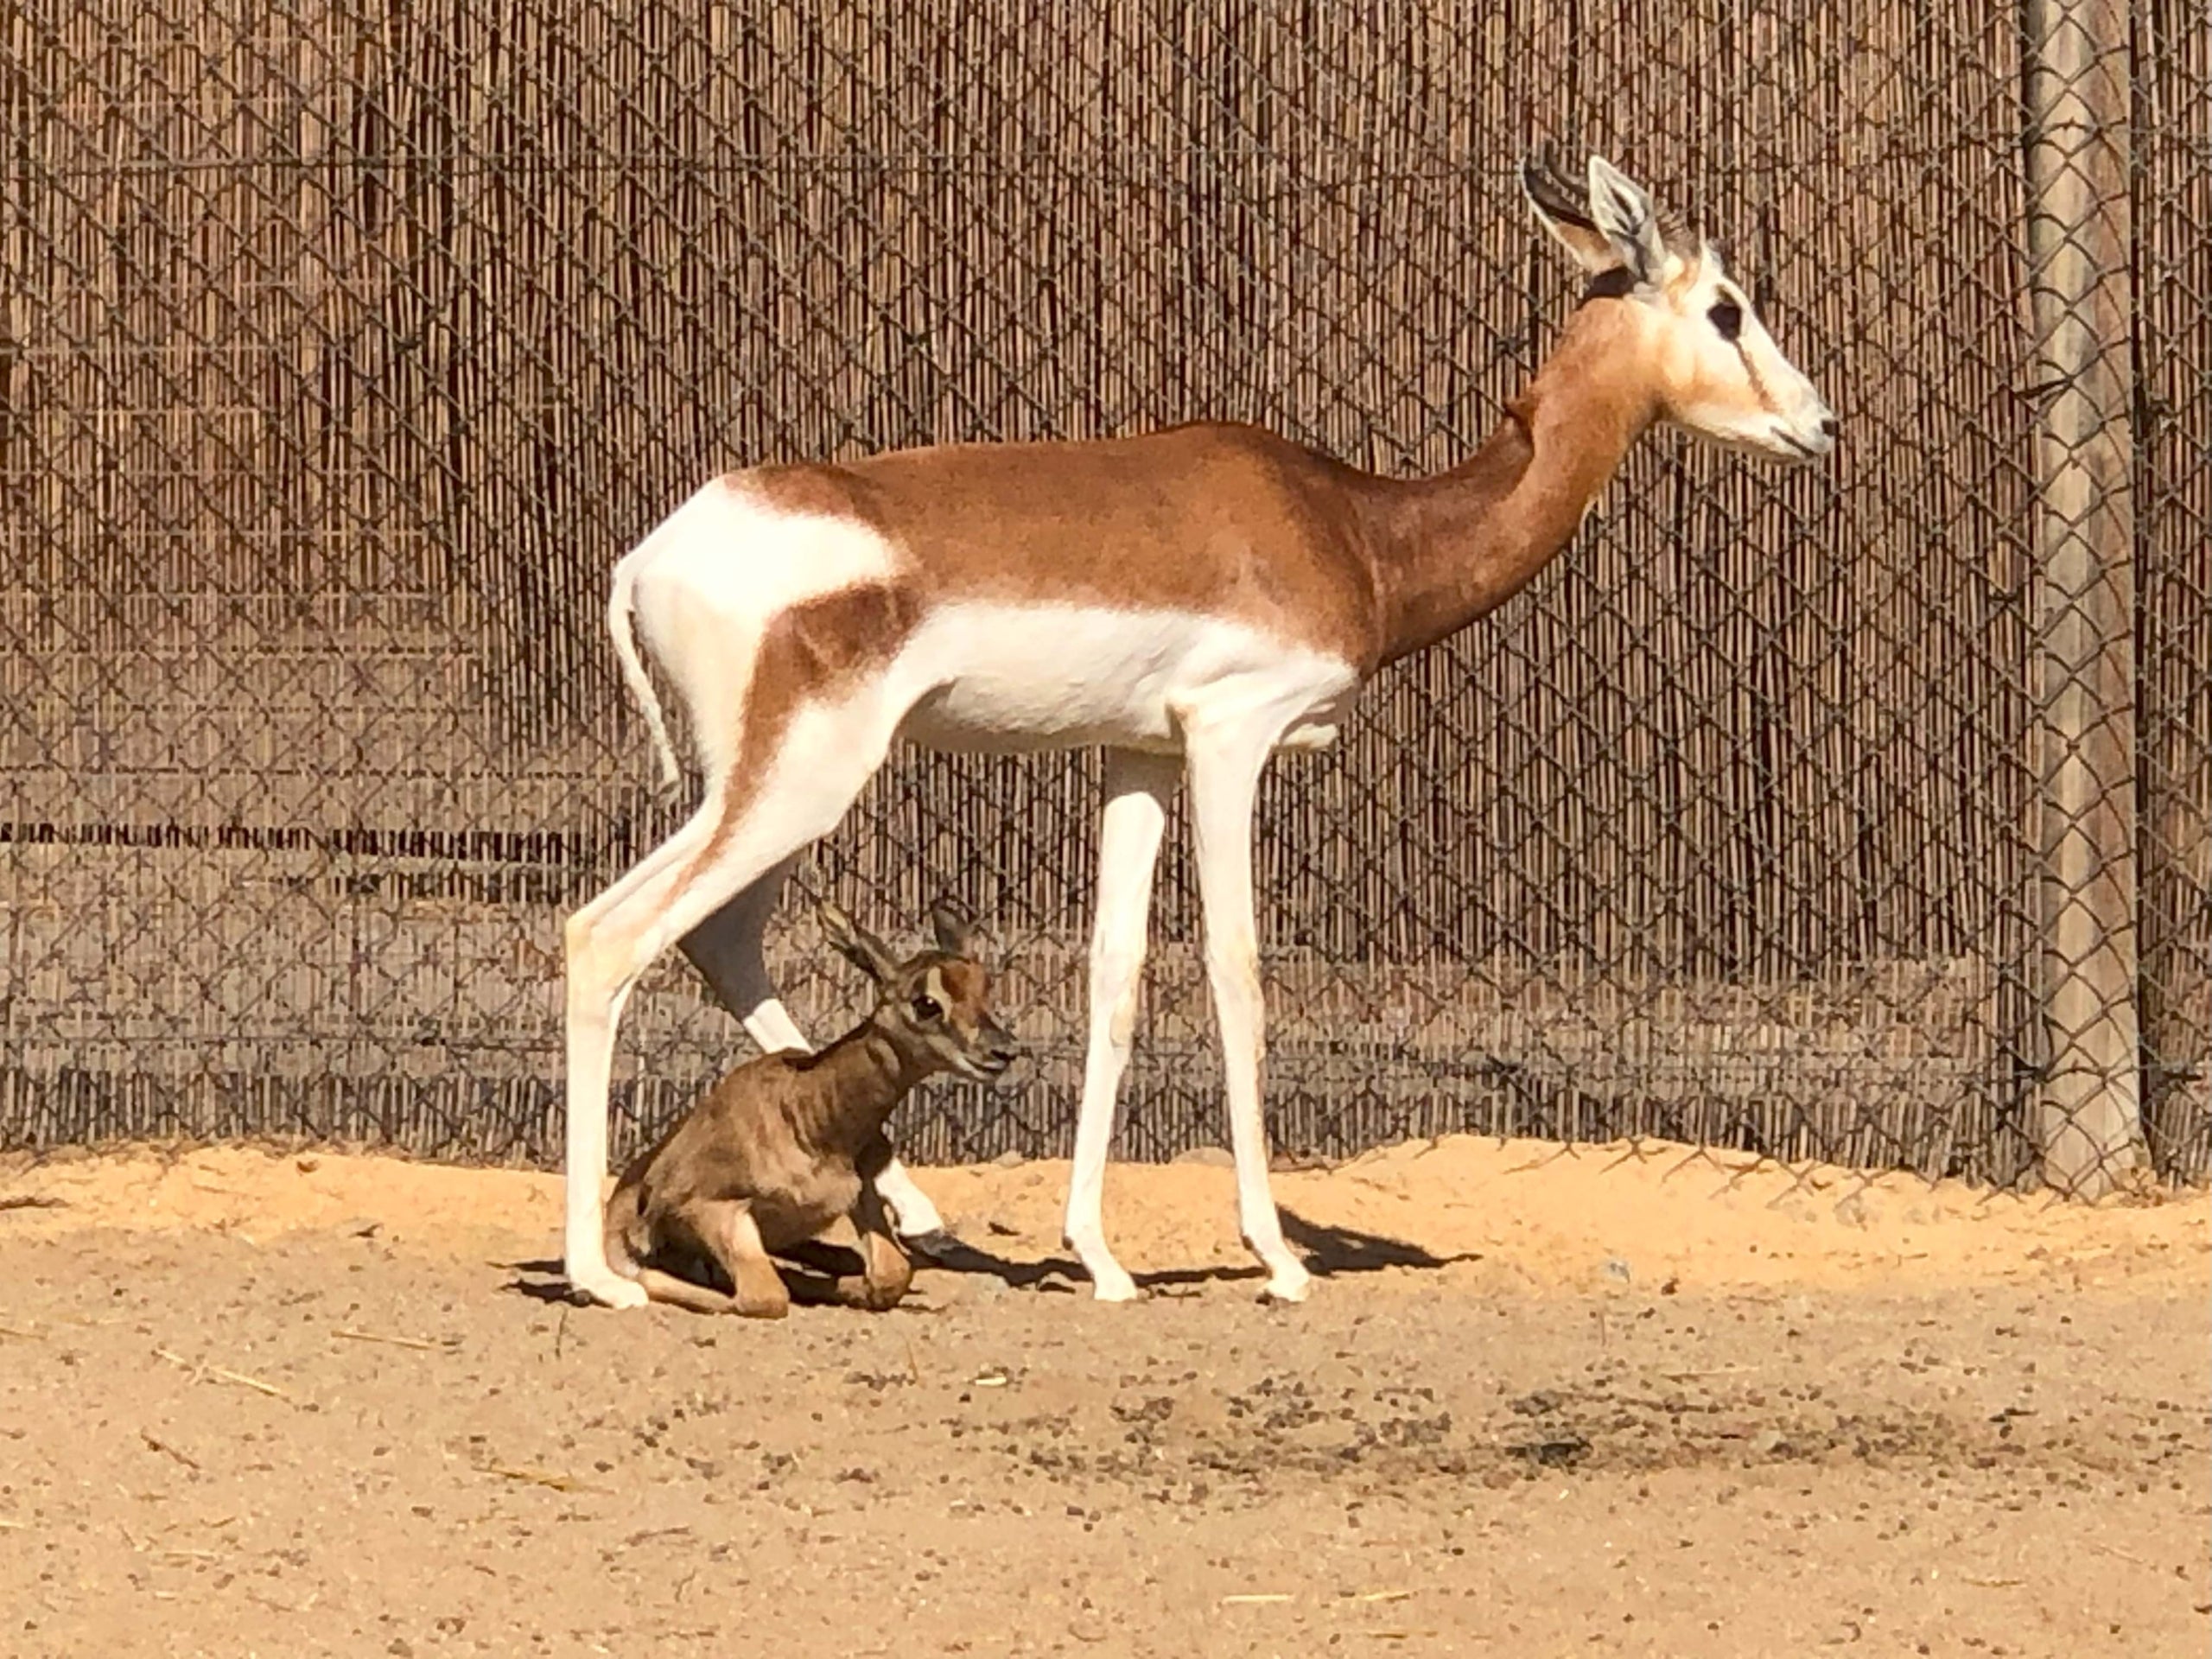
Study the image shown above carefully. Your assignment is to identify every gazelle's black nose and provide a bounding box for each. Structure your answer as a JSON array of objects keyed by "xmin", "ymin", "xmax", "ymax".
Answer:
[{"xmin": 1819, "ymin": 416, "xmax": 1838, "ymax": 440}]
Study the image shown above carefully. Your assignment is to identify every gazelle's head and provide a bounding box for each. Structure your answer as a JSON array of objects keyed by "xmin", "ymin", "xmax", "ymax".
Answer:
[{"xmin": 1522, "ymin": 151, "xmax": 1834, "ymax": 463}]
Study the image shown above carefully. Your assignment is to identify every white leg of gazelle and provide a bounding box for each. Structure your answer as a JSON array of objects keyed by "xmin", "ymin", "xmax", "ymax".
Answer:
[
  {"xmin": 1184, "ymin": 716, "xmax": 1313, "ymax": 1304},
  {"xmin": 563, "ymin": 695, "xmax": 895, "ymax": 1307},
  {"xmin": 563, "ymin": 965, "xmax": 650, "ymax": 1308},
  {"xmin": 1064, "ymin": 748, "xmax": 1179, "ymax": 1302},
  {"xmin": 677, "ymin": 855, "xmax": 953, "ymax": 1248},
  {"xmin": 563, "ymin": 809, "xmax": 728, "ymax": 1309}
]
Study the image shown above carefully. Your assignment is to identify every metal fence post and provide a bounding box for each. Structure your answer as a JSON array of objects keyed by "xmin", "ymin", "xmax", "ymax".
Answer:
[{"xmin": 2021, "ymin": 0, "xmax": 2144, "ymax": 1193}]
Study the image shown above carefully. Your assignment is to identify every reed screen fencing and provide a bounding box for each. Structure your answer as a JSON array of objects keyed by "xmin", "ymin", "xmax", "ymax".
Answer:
[{"xmin": 3, "ymin": 0, "xmax": 2205, "ymax": 1192}]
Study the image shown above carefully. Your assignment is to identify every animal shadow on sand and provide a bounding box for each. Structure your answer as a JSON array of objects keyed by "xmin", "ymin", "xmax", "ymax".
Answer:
[
  {"xmin": 506, "ymin": 1258, "xmax": 609, "ymax": 1305},
  {"xmin": 915, "ymin": 1205, "xmax": 1478, "ymax": 1295},
  {"xmin": 504, "ymin": 1209, "xmax": 1477, "ymax": 1306}
]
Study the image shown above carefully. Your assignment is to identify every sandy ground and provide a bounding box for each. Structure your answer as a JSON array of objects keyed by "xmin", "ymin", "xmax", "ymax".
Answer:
[{"xmin": 0, "ymin": 1135, "xmax": 2205, "ymax": 1658}]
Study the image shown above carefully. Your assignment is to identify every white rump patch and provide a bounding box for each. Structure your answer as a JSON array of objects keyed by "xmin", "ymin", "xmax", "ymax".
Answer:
[
  {"xmin": 632, "ymin": 479, "xmax": 897, "ymax": 624},
  {"xmin": 620, "ymin": 480, "xmax": 901, "ymax": 775}
]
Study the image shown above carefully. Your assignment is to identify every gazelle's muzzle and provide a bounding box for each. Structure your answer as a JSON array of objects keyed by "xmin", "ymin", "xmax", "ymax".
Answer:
[{"xmin": 1772, "ymin": 406, "xmax": 1838, "ymax": 461}]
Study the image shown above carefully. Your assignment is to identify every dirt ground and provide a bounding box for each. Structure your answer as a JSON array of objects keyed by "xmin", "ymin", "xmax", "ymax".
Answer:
[{"xmin": 0, "ymin": 1136, "xmax": 2204, "ymax": 1659}]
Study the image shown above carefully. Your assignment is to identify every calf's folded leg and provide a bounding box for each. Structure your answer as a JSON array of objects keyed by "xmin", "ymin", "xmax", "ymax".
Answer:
[
  {"xmin": 837, "ymin": 1178, "xmax": 914, "ymax": 1313},
  {"xmin": 698, "ymin": 1198, "xmax": 791, "ymax": 1319},
  {"xmin": 632, "ymin": 1266, "xmax": 739, "ymax": 1315}
]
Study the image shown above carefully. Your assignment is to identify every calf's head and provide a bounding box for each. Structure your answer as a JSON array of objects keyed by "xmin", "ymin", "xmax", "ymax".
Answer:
[{"xmin": 821, "ymin": 900, "xmax": 1021, "ymax": 1083}]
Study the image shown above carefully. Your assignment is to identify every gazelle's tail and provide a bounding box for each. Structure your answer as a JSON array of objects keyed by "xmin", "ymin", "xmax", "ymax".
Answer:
[{"xmin": 607, "ymin": 548, "xmax": 681, "ymax": 790}]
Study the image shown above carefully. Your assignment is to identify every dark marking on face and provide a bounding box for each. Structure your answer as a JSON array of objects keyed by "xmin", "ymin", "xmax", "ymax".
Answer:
[
  {"xmin": 1733, "ymin": 341, "xmax": 1777, "ymax": 414},
  {"xmin": 1580, "ymin": 265, "xmax": 1640, "ymax": 302}
]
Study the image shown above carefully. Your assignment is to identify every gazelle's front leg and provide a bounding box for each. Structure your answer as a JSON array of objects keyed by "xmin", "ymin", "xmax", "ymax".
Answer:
[
  {"xmin": 678, "ymin": 858, "xmax": 955, "ymax": 1251},
  {"xmin": 1183, "ymin": 717, "xmax": 1312, "ymax": 1305},
  {"xmin": 1064, "ymin": 748, "xmax": 1180, "ymax": 1302},
  {"xmin": 867, "ymin": 1161, "xmax": 952, "ymax": 1251}
]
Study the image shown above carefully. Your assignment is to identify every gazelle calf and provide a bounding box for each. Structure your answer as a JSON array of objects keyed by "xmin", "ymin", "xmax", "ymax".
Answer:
[
  {"xmin": 601, "ymin": 903, "xmax": 1018, "ymax": 1316},
  {"xmin": 564, "ymin": 151, "xmax": 1835, "ymax": 1308}
]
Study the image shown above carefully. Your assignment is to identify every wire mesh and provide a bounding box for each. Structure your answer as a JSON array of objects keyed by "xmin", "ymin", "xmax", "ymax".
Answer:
[{"xmin": 2, "ymin": 0, "xmax": 2204, "ymax": 1192}]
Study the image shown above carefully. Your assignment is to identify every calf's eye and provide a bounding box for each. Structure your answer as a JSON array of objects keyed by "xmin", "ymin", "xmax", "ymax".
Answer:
[{"xmin": 912, "ymin": 994, "xmax": 943, "ymax": 1021}]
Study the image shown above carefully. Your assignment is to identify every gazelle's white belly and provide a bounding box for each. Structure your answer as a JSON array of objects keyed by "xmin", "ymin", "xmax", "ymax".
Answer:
[{"xmin": 890, "ymin": 601, "xmax": 1358, "ymax": 755}]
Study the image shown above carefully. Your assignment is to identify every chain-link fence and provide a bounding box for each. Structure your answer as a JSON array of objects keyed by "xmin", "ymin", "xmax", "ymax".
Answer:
[{"xmin": 3, "ymin": 1, "xmax": 2205, "ymax": 1195}]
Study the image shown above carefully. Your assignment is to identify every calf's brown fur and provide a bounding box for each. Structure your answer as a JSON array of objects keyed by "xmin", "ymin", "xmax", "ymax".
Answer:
[{"xmin": 602, "ymin": 902, "xmax": 1017, "ymax": 1316}]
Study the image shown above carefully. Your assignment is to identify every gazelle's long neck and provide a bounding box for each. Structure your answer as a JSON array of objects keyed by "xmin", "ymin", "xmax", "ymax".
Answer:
[{"xmin": 1365, "ymin": 304, "xmax": 1656, "ymax": 665}]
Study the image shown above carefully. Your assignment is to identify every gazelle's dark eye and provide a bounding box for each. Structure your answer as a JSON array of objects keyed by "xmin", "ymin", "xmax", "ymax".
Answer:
[
  {"xmin": 912, "ymin": 994, "xmax": 942, "ymax": 1022},
  {"xmin": 1709, "ymin": 299, "xmax": 1744, "ymax": 341}
]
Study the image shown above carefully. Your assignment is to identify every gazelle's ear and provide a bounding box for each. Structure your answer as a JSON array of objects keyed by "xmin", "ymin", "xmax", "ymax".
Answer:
[
  {"xmin": 819, "ymin": 902, "xmax": 899, "ymax": 985},
  {"xmin": 1522, "ymin": 148, "xmax": 1618, "ymax": 275},
  {"xmin": 928, "ymin": 898, "xmax": 984, "ymax": 961},
  {"xmin": 1584, "ymin": 156, "xmax": 1671, "ymax": 288}
]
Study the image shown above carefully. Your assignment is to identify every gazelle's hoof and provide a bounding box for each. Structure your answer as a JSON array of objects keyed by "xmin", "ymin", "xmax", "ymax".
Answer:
[
  {"xmin": 899, "ymin": 1228, "xmax": 963, "ymax": 1264},
  {"xmin": 1259, "ymin": 1264, "xmax": 1313, "ymax": 1306},
  {"xmin": 1089, "ymin": 1267, "xmax": 1145, "ymax": 1304},
  {"xmin": 1065, "ymin": 1231, "xmax": 1143, "ymax": 1302},
  {"xmin": 569, "ymin": 1269, "xmax": 650, "ymax": 1310}
]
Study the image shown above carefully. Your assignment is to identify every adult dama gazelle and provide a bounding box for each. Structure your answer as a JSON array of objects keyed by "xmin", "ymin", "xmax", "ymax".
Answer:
[{"xmin": 563, "ymin": 153, "xmax": 1834, "ymax": 1309}]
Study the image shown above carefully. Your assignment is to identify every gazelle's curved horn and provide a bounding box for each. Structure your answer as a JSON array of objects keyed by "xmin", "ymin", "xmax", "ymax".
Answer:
[{"xmin": 1520, "ymin": 146, "xmax": 1598, "ymax": 231}]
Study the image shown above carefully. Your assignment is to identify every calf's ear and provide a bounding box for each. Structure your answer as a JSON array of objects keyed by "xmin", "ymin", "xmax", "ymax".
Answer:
[
  {"xmin": 820, "ymin": 902, "xmax": 899, "ymax": 984},
  {"xmin": 927, "ymin": 897, "xmax": 985, "ymax": 960}
]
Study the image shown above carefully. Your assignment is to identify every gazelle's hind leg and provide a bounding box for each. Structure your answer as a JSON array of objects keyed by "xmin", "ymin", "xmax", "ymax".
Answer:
[
  {"xmin": 678, "ymin": 855, "xmax": 811, "ymax": 1052},
  {"xmin": 679, "ymin": 861, "xmax": 956, "ymax": 1250},
  {"xmin": 1181, "ymin": 698, "xmax": 1316, "ymax": 1305},
  {"xmin": 563, "ymin": 690, "xmax": 898, "ymax": 1308},
  {"xmin": 631, "ymin": 1265, "xmax": 740, "ymax": 1315},
  {"xmin": 562, "ymin": 807, "xmax": 724, "ymax": 1310}
]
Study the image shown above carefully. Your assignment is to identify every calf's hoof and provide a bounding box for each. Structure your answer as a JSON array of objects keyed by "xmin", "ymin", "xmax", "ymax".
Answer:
[{"xmin": 836, "ymin": 1274, "xmax": 910, "ymax": 1312}]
